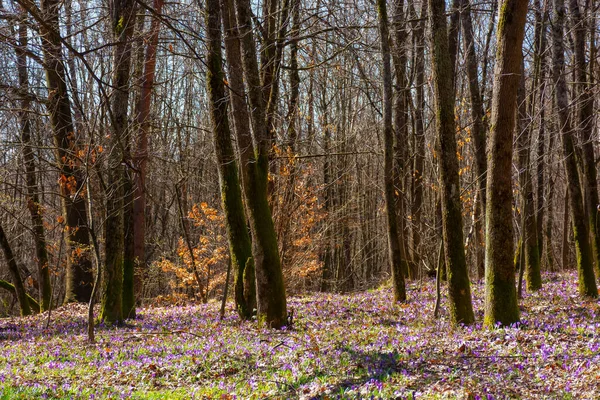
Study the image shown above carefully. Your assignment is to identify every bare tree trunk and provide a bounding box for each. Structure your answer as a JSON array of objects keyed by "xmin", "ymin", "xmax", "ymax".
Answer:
[
  {"xmin": 0, "ymin": 280, "xmax": 39, "ymax": 313},
  {"xmin": 101, "ymin": 0, "xmax": 137, "ymax": 324},
  {"xmin": 130, "ymin": 0, "xmax": 164, "ymax": 319},
  {"xmin": 447, "ymin": 0, "xmax": 461, "ymax": 83},
  {"xmin": 18, "ymin": 0, "xmax": 94, "ymax": 303},
  {"xmin": 15, "ymin": 12, "xmax": 51, "ymax": 311},
  {"xmin": 231, "ymin": 0, "xmax": 288, "ymax": 328},
  {"xmin": 552, "ymin": 0, "xmax": 597, "ymax": 297},
  {"xmin": 429, "ymin": 0, "xmax": 474, "ymax": 325},
  {"xmin": 122, "ymin": 1, "xmax": 149, "ymax": 321},
  {"xmin": 409, "ymin": 1, "xmax": 426, "ymax": 277},
  {"xmin": 484, "ymin": 0, "xmax": 528, "ymax": 327},
  {"xmin": 221, "ymin": 0, "xmax": 257, "ymax": 315},
  {"xmin": 285, "ymin": 0, "xmax": 301, "ymax": 149},
  {"xmin": 377, "ymin": 0, "xmax": 406, "ymax": 302},
  {"xmin": 533, "ymin": 0, "xmax": 549, "ymax": 263},
  {"xmin": 320, "ymin": 94, "xmax": 333, "ymax": 292},
  {"xmin": 562, "ymin": 187, "xmax": 570, "ymax": 270},
  {"xmin": 0, "ymin": 223, "xmax": 31, "ymax": 316},
  {"xmin": 569, "ymin": 0, "xmax": 600, "ymax": 277},
  {"xmin": 517, "ymin": 63, "xmax": 541, "ymax": 291},
  {"xmin": 207, "ymin": 0, "xmax": 256, "ymax": 320},
  {"xmin": 481, "ymin": 0, "xmax": 498, "ymax": 107},
  {"xmin": 461, "ymin": 0, "xmax": 487, "ymax": 277},
  {"xmin": 392, "ymin": 0, "xmax": 413, "ymax": 280}
]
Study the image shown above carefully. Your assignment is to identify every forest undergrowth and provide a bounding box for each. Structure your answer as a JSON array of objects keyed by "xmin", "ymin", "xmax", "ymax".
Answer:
[{"xmin": 0, "ymin": 271, "xmax": 598, "ymax": 399}]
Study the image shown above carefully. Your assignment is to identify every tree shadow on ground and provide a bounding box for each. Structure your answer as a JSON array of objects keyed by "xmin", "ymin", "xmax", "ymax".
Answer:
[{"xmin": 311, "ymin": 346, "xmax": 531, "ymax": 399}]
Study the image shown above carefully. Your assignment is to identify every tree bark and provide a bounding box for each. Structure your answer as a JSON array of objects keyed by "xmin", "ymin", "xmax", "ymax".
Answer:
[
  {"xmin": 429, "ymin": 0, "xmax": 474, "ymax": 325},
  {"xmin": 20, "ymin": 0, "xmax": 94, "ymax": 303},
  {"xmin": 534, "ymin": 1, "xmax": 549, "ymax": 263},
  {"xmin": 552, "ymin": 0, "xmax": 597, "ymax": 297},
  {"xmin": 517, "ymin": 63, "xmax": 541, "ymax": 291},
  {"xmin": 484, "ymin": 0, "xmax": 528, "ymax": 327},
  {"xmin": 409, "ymin": 1, "xmax": 426, "ymax": 277},
  {"xmin": 0, "ymin": 280, "xmax": 40, "ymax": 314},
  {"xmin": 0, "ymin": 223, "xmax": 32, "ymax": 316},
  {"xmin": 391, "ymin": 0, "xmax": 413, "ymax": 280},
  {"xmin": 461, "ymin": 0, "xmax": 487, "ymax": 277},
  {"xmin": 231, "ymin": 0, "xmax": 288, "ymax": 328},
  {"xmin": 207, "ymin": 0, "xmax": 256, "ymax": 320},
  {"xmin": 15, "ymin": 13, "xmax": 51, "ymax": 311},
  {"xmin": 377, "ymin": 0, "xmax": 407, "ymax": 302},
  {"xmin": 569, "ymin": 0, "xmax": 600, "ymax": 277},
  {"xmin": 100, "ymin": 0, "xmax": 137, "ymax": 324}
]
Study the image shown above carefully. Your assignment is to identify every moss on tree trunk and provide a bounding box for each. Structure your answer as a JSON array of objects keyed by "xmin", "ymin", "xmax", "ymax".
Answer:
[
  {"xmin": 429, "ymin": 0, "xmax": 474, "ymax": 325},
  {"xmin": 206, "ymin": 0, "xmax": 256, "ymax": 320},
  {"xmin": 377, "ymin": 0, "xmax": 407, "ymax": 302},
  {"xmin": 484, "ymin": 0, "xmax": 528, "ymax": 327},
  {"xmin": 101, "ymin": 0, "xmax": 137, "ymax": 325},
  {"xmin": 552, "ymin": 0, "xmax": 597, "ymax": 297}
]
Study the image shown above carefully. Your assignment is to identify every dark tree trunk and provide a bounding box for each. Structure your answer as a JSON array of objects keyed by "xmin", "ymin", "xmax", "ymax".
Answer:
[
  {"xmin": 285, "ymin": 0, "xmax": 301, "ymax": 149},
  {"xmin": 484, "ymin": 0, "xmax": 528, "ymax": 327},
  {"xmin": 221, "ymin": 0, "xmax": 257, "ymax": 315},
  {"xmin": 15, "ymin": 14, "xmax": 51, "ymax": 311},
  {"xmin": 0, "ymin": 223, "xmax": 32, "ymax": 316},
  {"xmin": 377, "ymin": 0, "xmax": 407, "ymax": 302},
  {"xmin": 534, "ymin": 2, "xmax": 549, "ymax": 264},
  {"xmin": 391, "ymin": 0, "xmax": 413, "ymax": 280},
  {"xmin": 231, "ymin": 0, "xmax": 288, "ymax": 328},
  {"xmin": 461, "ymin": 0, "xmax": 487, "ymax": 276},
  {"xmin": 517, "ymin": 64, "xmax": 541, "ymax": 291},
  {"xmin": 207, "ymin": 0, "xmax": 256, "ymax": 321},
  {"xmin": 409, "ymin": 1, "xmax": 426, "ymax": 277},
  {"xmin": 569, "ymin": 0, "xmax": 600, "ymax": 277},
  {"xmin": 21, "ymin": 0, "xmax": 94, "ymax": 303},
  {"xmin": 552, "ymin": 0, "xmax": 597, "ymax": 297},
  {"xmin": 101, "ymin": 0, "xmax": 137, "ymax": 324},
  {"xmin": 429, "ymin": 0, "xmax": 474, "ymax": 325}
]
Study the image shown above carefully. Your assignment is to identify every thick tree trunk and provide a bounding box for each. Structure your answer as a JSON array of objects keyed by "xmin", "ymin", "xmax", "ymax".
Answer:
[
  {"xmin": 122, "ymin": 3, "xmax": 148, "ymax": 321},
  {"xmin": 377, "ymin": 0, "xmax": 406, "ymax": 302},
  {"xmin": 207, "ymin": 0, "xmax": 256, "ymax": 321},
  {"xmin": 569, "ymin": 0, "xmax": 600, "ymax": 277},
  {"xmin": 221, "ymin": 0, "xmax": 258, "ymax": 315},
  {"xmin": 391, "ymin": 0, "xmax": 413, "ymax": 280},
  {"xmin": 15, "ymin": 15, "xmax": 51, "ymax": 311},
  {"xmin": 552, "ymin": 0, "xmax": 597, "ymax": 297},
  {"xmin": 130, "ymin": 0, "xmax": 165, "ymax": 319},
  {"xmin": 24, "ymin": 0, "xmax": 94, "ymax": 303},
  {"xmin": 0, "ymin": 223, "xmax": 31, "ymax": 316},
  {"xmin": 484, "ymin": 0, "xmax": 528, "ymax": 327},
  {"xmin": 429, "ymin": 0, "xmax": 474, "ymax": 325},
  {"xmin": 231, "ymin": 0, "xmax": 288, "ymax": 328},
  {"xmin": 101, "ymin": 0, "xmax": 137, "ymax": 324}
]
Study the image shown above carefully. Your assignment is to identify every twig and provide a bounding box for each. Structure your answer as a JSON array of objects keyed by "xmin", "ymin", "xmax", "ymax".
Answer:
[
  {"xmin": 433, "ymin": 241, "xmax": 443, "ymax": 319},
  {"xmin": 175, "ymin": 181, "xmax": 206, "ymax": 303}
]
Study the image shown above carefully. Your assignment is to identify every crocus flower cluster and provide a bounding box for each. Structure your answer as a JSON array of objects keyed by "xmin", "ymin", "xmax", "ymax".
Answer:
[{"xmin": 0, "ymin": 271, "xmax": 598, "ymax": 398}]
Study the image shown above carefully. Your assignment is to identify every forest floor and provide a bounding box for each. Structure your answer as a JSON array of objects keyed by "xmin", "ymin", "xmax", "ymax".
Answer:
[{"xmin": 0, "ymin": 271, "xmax": 599, "ymax": 399}]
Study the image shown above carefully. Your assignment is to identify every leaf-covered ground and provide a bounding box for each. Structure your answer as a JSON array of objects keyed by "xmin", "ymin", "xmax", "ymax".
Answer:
[{"xmin": 1, "ymin": 271, "xmax": 599, "ymax": 399}]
